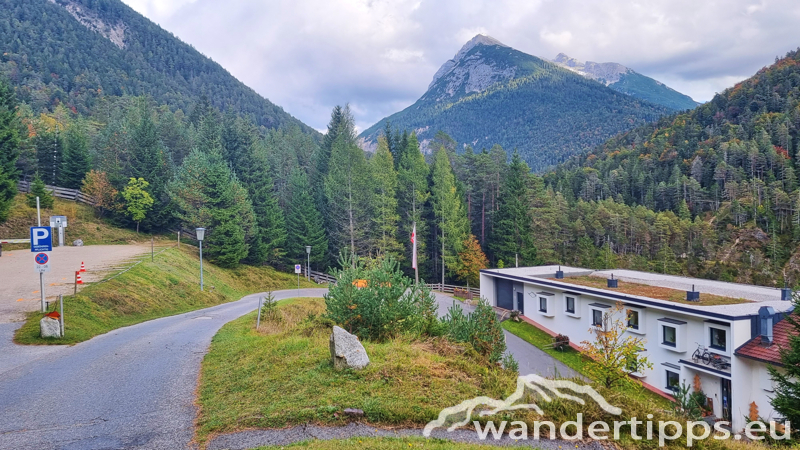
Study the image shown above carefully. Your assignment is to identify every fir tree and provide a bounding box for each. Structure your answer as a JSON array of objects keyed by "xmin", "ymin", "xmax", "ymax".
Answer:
[
  {"xmin": 285, "ymin": 168, "xmax": 327, "ymax": 270},
  {"xmin": 59, "ymin": 122, "xmax": 91, "ymax": 189},
  {"xmin": 26, "ymin": 173, "xmax": 54, "ymax": 209},
  {"xmin": 128, "ymin": 99, "xmax": 171, "ymax": 230},
  {"xmin": 489, "ymin": 151, "xmax": 540, "ymax": 266},
  {"xmin": 397, "ymin": 132, "xmax": 430, "ymax": 276},
  {"xmin": 769, "ymin": 296, "xmax": 800, "ymax": 435},
  {"xmin": 0, "ymin": 75, "xmax": 20, "ymax": 222},
  {"xmin": 370, "ymin": 137, "xmax": 402, "ymax": 258}
]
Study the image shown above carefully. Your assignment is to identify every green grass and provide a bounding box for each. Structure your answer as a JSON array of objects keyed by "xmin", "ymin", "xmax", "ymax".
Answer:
[
  {"xmin": 14, "ymin": 246, "xmax": 318, "ymax": 345},
  {"xmin": 197, "ymin": 298, "xmax": 517, "ymax": 444},
  {"xmin": 253, "ymin": 437, "xmax": 521, "ymax": 449},
  {"xmin": 501, "ymin": 319, "xmax": 672, "ymax": 410},
  {"xmin": 0, "ymin": 194, "xmax": 159, "ymax": 249}
]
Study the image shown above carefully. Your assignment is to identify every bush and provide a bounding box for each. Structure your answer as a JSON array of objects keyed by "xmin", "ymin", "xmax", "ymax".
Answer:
[
  {"xmin": 324, "ymin": 254, "xmax": 438, "ymax": 342},
  {"xmin": 442, "ymin": 298, "xmax": 507, "ymax": 364},
  {"xmin": 26, "ymin": 174, "xmax": 54, "ymax": 209}
]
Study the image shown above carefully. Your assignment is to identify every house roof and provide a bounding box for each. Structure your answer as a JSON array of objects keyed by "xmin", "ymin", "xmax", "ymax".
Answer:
[{"xmin": 734, "ymin": 319, "xmax": 796, "ymax": 366}]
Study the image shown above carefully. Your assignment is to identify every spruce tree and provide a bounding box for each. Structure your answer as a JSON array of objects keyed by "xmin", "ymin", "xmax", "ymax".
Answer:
[
  {"xmin": 397, "ymin": 132, "xmax": 430, "ymax": 276},
  {"xmin": 489, "ymin": 151, "xmax": 540, "ymax": 266},
  {"xmin": 34, "ymin": 131, "xmax": 64, "ymax": 186},
  {"xmin": 59, "ymin": 122, "xmax": 91, "ymax": 189},
  {"xmin": 26, "ymin": 173, "xmax": 54, "ymax": 209},
  {"xmin": 370, "ymin": 137, "xmax": 402, "ymax": 258},
  {"xmin": 0, "ymin": 75, "xmax": 20, "ymax": 222},
  {"xmin": 769, "ymin": 295, "xmax": 800, "ymax": 436},
  {"xmin": 128, "ymin": 99, "xmax": 171, "ymax": 230},
  {"xmin": 285, "ymin": 168, "xmax": 327, "ymax": 270},
  {"xmin": 430, "ymin": 147, "xmax": 469, "ymax": 284}
]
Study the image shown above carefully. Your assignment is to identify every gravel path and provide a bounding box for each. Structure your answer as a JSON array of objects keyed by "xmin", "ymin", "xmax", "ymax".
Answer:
[{"xmin": 0, "ymin": 245, "xmax": 151, "ymax": 323}]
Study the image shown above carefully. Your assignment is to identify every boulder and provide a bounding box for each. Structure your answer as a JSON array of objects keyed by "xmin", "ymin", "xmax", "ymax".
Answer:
[
  {"xmin": 73, "ymin": 239, "xmax": 84, "ymax": 247},
  {"xmin": 329, "ymin": 326, "xmax": 369, "ymax": 370},
  {"xmin": 40, "ymin": 316, "xmax": 61, "ymax": 338}
]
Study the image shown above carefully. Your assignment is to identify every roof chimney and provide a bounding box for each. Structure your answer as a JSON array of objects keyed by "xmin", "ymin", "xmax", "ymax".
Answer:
[
  {"xmin": 686, "ymin": 284, "xmax": 700, "ymax": 302},
  {"xmin": 555, "ymin": 265, "xmax": 564, "ymax": 279},
  {"xmin": 759, "ymin": 306, "xmax": 775, "ymax": 345},
  {"xmin": 781, "ymin": 283, "xmax": 792, "ymax": 301},
  {"xmin": 607, "ymin": 273, "xmax": 618, "ymax": 288}
]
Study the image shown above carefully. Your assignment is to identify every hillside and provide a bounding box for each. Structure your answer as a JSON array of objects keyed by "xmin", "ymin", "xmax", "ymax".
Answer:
[
  {"xmin": 551, "ymin": 53, "xmax": 699, "ymax": 111},
  {"xmin": 540, "ymin": 48, "xmax": 800, "ymax": 285},
  {"xmin": 0, "ymin": 0, "xmax": 318, "ymax": 136},
  {"xmin": 359, "ymin": 35, "xmax": 671, "ymax": 171}
]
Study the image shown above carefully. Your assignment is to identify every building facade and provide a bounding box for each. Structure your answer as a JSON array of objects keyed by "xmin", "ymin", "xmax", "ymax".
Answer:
[{"xmin": 480, "ymin": 266, "xmax": 795, "ymax": 431}]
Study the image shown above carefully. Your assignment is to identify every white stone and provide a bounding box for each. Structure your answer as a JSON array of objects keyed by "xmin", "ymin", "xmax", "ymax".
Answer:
[
  {"xmin": 40, "ymin": 317, "xmax": 62, "ymax": 338},
  {"xmin": 329, "ymin": 326, "xmax": 369, "ymax": 370}
]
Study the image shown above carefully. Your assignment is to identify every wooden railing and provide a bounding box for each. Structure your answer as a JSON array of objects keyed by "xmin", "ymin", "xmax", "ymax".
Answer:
[
  {"xmin": 425, "ymin": 283, "xmax": 480, "ymax": 298},
  {"xmin": 301, "ymin": 267, "xmax": 337, "ymax": 284},
  {"xmin": 17, "ymin": 181, "xmax": 95, "ymax": 205}
]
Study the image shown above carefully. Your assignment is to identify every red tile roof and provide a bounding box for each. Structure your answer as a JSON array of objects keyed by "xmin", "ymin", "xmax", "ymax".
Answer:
[{"xmin": 735, "ymin": 319, "xmax": 797, "ymax": 366}]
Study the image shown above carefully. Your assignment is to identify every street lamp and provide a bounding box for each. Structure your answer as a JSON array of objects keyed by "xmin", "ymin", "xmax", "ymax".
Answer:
[
  {"xmin": 305, "ymin": 245, "xmax": 311, "ymax": 281},
  {"xmin": 196, "ymin": 227, "xmax": 206, "ymax": 291}
]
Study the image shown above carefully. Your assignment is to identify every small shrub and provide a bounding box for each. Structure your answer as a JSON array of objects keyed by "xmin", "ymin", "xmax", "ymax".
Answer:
[
  {"xmin": 509, "ymin": 310, "xmax": 521, "ymax": 322},
  {"xmin": 502, "ymin": 353, "xmax": 519, "ymax": 373},
  {"xmin": 260, "ymin": 291, "xmax": 279, "ymax": 321},
  {"xmin": 442, "ymin": 298, "xmax": 507, "ymax": 364}
]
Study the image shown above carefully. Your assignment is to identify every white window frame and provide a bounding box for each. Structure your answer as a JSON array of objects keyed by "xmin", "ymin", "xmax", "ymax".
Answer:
[
  {"xmin": 564, "ymin": 295, "xmax": 580, "ymax": 318},
  {"xmin": 704, "ymin": 322, "xmax": 731, "ymax": 357},
  {"xmin": 538, "ymin": 296, "xmax": 554, "ymax": 317},
  {"xmin": 658, "ymin": 318, "xmax": 687, "ymax": 353},
  {"xmin": 665, "ymin": 369, "xmax": 681, "ymax": 392},
  {"xmin": 625, "ymin": 306, "xmax": 646, "ymax": 335}
]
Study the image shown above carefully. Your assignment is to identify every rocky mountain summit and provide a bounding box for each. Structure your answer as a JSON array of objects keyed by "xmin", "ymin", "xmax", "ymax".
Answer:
[
  {"xmin": 552, "ymin": 53, "xmax": 630, "ymax": 85},
  {"xmin": 427, "ymin": 35, "xmax": 511, "ymax": 92}
]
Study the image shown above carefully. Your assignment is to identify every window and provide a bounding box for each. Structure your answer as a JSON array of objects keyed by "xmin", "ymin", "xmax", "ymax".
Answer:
[
  {"xmin": 662, "ymin": 326, "xmax": 677, "ymax": 347},
  {"xmin": 710, "ymin": 328, "xmax": 727, "ymax": 351},
  {"xmin": 627, "ymin": 309, "xmax": 639, "ymax": 330},
  {"xmin": 592, "ymin": 309, "xmax": 603, "ymax": 326},
  {"xmin": 665, "ymin": 370, "xmax": 680, "ymax": 391},
  {"xmin": 539, "ymin": 297, "xmax": 547, "ymax": 313},
  {"xmin": 565, "ymin": 297, "xmax": 575, "ymax": 314}
]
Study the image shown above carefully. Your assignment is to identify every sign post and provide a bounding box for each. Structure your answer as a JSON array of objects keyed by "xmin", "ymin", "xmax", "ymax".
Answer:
[
  {"xmin": 49, "ymin": 216, "xmax": 68, "ymax": 247},
  {"xmin": 31, "ymin": 226, "xmax": 52, "ymax": 312},
  {"xmin": 295, "ymin": 264, "xmax": 301, "ymax": 293}
]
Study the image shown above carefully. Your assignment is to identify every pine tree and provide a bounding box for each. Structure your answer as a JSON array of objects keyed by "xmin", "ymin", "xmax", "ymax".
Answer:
[
  {"xmin": 0, "ymin": 75, "xmax": 20, "ymax": 222},
  {"xmin": 397, "ymin": 132, "xmax": 430, "ymax": 276},
  {"xmin": 26, "ymin": 173, "xmax": 54, "ymax": 209},
  {"xmin": 489, "ymin": 151, "xmax": 540, "ymax": 267},
  {"xmin": 769, "ymin": 295, "xmax": 800, "ymax": 436},
  {"xmin": 370, "ymin": 137, "xmax": 402, "ymax": 258},
  {"xmin": 285, "ymin": 168, "xmax": 327, "ymax": 270},
  {"xmin": 59, "ymin": 122, "xmax": 91, "ymax": 189},
  {"xmin": 430, "ymin": 147, "xmax": 469, "ymax": 284}
]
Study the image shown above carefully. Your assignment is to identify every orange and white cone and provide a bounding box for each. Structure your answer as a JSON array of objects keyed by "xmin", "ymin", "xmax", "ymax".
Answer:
[
  {"xmin": 76, "ymin": 271, "xmax": 83, "ymax": 285},
  {"xmin": 80, "ymin": 261, "xmax": 86, "ymax": 272}
]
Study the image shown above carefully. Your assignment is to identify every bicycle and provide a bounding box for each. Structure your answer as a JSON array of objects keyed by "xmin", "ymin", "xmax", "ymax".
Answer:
[{"xmin": 692, "ymin": 343, "xmax": 712, "ymax": 365}]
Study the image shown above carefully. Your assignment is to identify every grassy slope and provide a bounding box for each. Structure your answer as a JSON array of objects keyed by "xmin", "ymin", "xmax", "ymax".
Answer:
[
  {"xmin": 502, "ymin": 319, "xmax": 672, "ymax": 410},
  {"xmin": 15, "ymin": 246, "xmax": 317, "ymax": 345},
  {"xmin": 197, "ymin": 298, "xmax": 517, "ymax": 443},
  {"xmin": 254, "ymin": 437, "xmax": 516, "ymax": 449},
  {"xmin": 0, "ymin": 194, "xmax": 159, "ymax": 249}
]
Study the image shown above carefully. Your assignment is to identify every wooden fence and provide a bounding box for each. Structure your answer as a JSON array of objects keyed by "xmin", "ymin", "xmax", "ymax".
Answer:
[
  {"xmin": 301, "ymin": 267, "xmax": 337, "ymax": 284},
  {"xmin": 17, "ymin": 181, "xmax": 95, "ymax": 205},
  {"xmin": 424, "ymin": 283, "xmax": 481, "ymax": 298}
]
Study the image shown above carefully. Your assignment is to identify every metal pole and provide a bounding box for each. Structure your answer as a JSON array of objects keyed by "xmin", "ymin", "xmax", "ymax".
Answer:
[
  {"xmin": 199, "ymin": 241, "xmax": 204, "ymax": 292},
  {"xmin": 36, "ymin": 197, "xmax": 41, "ymax": 226},
  {"xmin": 59, "ymin": 294, "xmax": 64, "ymax": 337},
  {"xmin": 40, "ymin": 272, "xmax": 45, "ymax": 313},
  {"xmin": 74, "ymin": 271, "xmax": 77, "ymax": 295},
  {"xmin": 307, "ymin": 252, "xmax": 310, "ymax": 282},
  {"xmin": 177, "ymin": 231, "xmax": 180, "ymax": 248},
  {"xmin": 151, "ymin": 237, "xmax": 154, "ymax": 262},
  {"xmin": 297, "ymin": 272, "xmax": 300, "ymax": 294},
  {"xmin": 256, "ymin": 297, "xmax": 262, "ymax": 329}
]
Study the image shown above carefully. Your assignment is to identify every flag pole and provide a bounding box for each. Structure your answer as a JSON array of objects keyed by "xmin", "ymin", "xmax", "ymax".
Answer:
[{"xmin": 412, "ymin": 222, "xmax": 418, "ymax": 285}]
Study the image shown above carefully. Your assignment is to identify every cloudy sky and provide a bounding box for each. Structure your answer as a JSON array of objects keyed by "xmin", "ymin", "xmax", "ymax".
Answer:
[{"xmin": 121, "ymin": 0, "xmax": 800, "ymax": 132}]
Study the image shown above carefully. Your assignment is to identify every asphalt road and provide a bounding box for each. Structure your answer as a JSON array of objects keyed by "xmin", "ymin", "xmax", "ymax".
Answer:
[
  {"xmin": 0, "ymin": 288, "xmax": 578, "ymax": 450},
  {"xmin": 0, "ymin": 288, "xmax": 328, "ymax": 450}
]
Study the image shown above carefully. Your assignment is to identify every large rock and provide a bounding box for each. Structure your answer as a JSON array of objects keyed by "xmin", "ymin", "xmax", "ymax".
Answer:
[
  {"xmin": 40, "ymin": 316, "xmax": 61, "ymax": 338},
  {"xmin": 329, "ymin": 326, "xmax": 369, "ymax": 370},
  {"xmin": 72, "ymin": 239, "xmax": 84, "ymax": 247}
]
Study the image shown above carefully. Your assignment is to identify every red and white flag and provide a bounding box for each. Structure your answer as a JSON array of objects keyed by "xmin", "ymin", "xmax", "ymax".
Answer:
[{"xmin": 411, "ymin": 222, "xmax": 417, "ymax": 269}]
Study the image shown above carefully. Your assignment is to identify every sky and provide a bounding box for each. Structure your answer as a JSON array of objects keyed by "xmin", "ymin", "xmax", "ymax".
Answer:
[{"xmin": 121, "ymin": 0, "xmax": 800, "ymax": 133}]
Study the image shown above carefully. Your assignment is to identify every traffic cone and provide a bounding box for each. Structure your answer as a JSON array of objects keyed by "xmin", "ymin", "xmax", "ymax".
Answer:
[
  {"xmin": 80, "ymin": 261, "xmax": 86, "ymax": 272},
  {"xmin": 76, "ymin": 271, "xmax": 83, "ymax": 285}
]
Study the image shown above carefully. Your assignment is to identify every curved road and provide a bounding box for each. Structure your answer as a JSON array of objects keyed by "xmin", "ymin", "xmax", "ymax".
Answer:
[{"xmin": 0, "ymin": 289, "xmax": 576, "ymax": 450}]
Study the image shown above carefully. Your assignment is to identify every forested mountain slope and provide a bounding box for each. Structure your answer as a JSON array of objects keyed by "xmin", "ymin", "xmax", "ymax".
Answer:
[
  {"xmin": 551, "ymin": 53, "xmax": 699, "ymax": 111},
  {"xmin": 359, "ymin": 35, "xmax": 670, "ymax": 171},
  {"xmin": 541, "ymin": 48, "xmax": 800, "ymax": 285},
  {"xmin": 0, "ymin": 0, "xmax": 317, "ymax": 135}
]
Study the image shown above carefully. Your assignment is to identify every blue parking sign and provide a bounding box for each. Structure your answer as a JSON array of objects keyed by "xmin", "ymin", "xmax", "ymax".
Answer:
[{"xmin": 30, "ymin": 227, "xmax": 53, "ymax": 252}]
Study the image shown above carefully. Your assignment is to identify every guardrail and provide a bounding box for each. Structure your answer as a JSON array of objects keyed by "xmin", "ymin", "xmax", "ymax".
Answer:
[
  {"xmin": 17, "ymin": 181, "xmax": 95, "ymax": 205},
  {"xmin": 424, "ymin": 283, "xmax": 480, "ymax": 298}
]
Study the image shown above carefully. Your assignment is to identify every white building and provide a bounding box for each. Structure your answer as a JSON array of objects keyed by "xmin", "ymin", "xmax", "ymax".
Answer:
[{"xmin": 480, "ymin": 265, "xmax": 795, "ymax": 431}]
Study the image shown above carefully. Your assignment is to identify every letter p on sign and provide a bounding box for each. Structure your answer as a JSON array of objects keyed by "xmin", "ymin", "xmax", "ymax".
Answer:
[{"xmin": 30, "ymin": 227, "xmax": 53, "ymax": 252}]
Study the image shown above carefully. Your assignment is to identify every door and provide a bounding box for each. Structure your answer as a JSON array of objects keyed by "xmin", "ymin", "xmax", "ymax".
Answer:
[
  {"xmin": 721, "ymin": 379, "xmax": 731, "ymax": 421},
  {"xmin": 496, "ymin": 278, "xmax": 513, "ymax": 310},
  {"xmin": 517, "ymin": 292, "xmax": 525, "ymax": 315}
]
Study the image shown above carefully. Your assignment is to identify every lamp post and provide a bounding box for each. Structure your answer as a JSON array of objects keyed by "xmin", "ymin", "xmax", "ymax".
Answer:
[
  {"xmin": 305, "ymin": 245, "xmax": 311, "ymax": 281},
  {"xmin": 196, "ymin": 227, "xmax": 206, "ymax": 291}
]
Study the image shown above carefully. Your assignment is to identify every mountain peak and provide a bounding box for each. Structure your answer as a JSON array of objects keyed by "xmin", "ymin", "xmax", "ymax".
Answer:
[
  {"xmin": 550, "ymin": 54, "xmax": 630, "ymax": 85},
  {"xmin": 428, "ymin": 34, "xmax": 509, "ymax": 89}
]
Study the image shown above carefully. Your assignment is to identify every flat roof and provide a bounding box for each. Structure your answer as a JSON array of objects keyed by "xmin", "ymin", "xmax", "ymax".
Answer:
[{"xmin": 481, "ymin": 265, "xmax": 794, "ymax": 318}]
